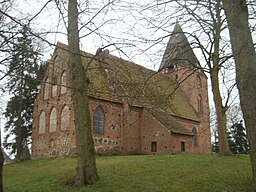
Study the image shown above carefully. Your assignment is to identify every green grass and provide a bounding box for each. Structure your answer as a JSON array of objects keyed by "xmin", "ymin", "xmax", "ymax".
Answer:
[{"xmin": 4, "ymin": 154, "xmax": 252, "ymax": 192}]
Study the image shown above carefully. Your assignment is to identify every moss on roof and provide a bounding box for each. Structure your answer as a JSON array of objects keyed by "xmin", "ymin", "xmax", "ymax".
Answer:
[
  {"xmin": 96, "ymin": 53, "xmax": 199, "ymax": 122},
  {"xmin": 145, "ymin": 107, "xmax": 194, "ymax": 135},
  {"xmin": 56, "ymin": 42, "xmax": 199, "ymax": 122}
]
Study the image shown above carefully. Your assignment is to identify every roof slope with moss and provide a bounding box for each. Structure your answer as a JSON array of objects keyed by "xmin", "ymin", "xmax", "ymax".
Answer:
[
  {"xmin": 55, "ymin": 42, "xmax": 200, "ymax": 133},
  {"xmin": 145, "ymin": 107, "xmax": 194, "ymax": 135}
]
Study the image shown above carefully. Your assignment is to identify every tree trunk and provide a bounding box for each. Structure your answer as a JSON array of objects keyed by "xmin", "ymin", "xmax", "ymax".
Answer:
[
  {"xmin": 210, "ymin": 0, "xmax": 231, "ymax": 156},
  {"xmin": 0, "ymin": 146, "xmax": 4, "ymax": 191},
  {"xmin": 222, "ymin": 0, "xmax": 256, "ymax": 190},
  {"xmin": 0, "ymin": 150, "xmax": 3, "ymax": 192},
  {"xmin": 67, "ymin": 0, "xmax": 99, "ymax": 185},
  {"xmin": 15, "ymin": 126, "xmax": 23, "ymax": 162},
  {"xmin": 210, "ymin": 67, "xmax": 231, "ymax": 155},
  {"xmin": 16, "ymin": 80, "xmax": 24, "ymax": 162}
]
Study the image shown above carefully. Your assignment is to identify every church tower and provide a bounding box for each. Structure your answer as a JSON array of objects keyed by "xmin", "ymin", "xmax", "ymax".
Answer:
[{"xmin": 159, "ymin": 22, "xmax": 211, "ymax": 152}]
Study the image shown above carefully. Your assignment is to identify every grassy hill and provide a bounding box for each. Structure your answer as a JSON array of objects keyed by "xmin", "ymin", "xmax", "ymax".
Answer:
[{"xmin": 4, "ymin": 154, "xmax": 251, "ymax": 192}]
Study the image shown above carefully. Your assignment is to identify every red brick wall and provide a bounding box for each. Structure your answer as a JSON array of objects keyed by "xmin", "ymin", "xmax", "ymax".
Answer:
[
  {"xmin": 32, "ymin": 50, "xmax": 76, "ymax": 157},
  {"xmin": 170, "ymin": 133, "xmax": 193, "ymax": 153},
  {"xmin": 32, "ymin": 48, "xmax": 211, "ymax": 158},
  {"xmin": 140, "ymin": 110, "xmax": 173, "ymax": 154},
  {"xmin": 140, "ymin": 110, "xmax": 200, "ymax": 154},
  {"xmin": 163, "ymin": 66, "xmax": 212, "ymax": 153},
  {"xmin": 89, "ymin": 99, "xmax": 122, "ymax": 154},
  {"xmin": 121, "ymin": 105, "xmax": 142, "ymax": 153}
]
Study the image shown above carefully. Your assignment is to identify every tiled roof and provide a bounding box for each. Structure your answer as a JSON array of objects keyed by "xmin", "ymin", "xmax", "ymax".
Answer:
[
  {"xmin": 55, "ymin": 42, "xmax": 199, "ymax": 125},
  {"xmin": 159, "ymin": 22, "xmax": 199, "ymax": 71},
  {"xmin": 145, "ymin": 107, "xmax": 194, "ymax": 135}
]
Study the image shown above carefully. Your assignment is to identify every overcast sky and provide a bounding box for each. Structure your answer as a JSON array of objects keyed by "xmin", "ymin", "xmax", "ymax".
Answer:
[{"xmin": 1, "ymin": 0, "xmax": 250, "ymax": 153}]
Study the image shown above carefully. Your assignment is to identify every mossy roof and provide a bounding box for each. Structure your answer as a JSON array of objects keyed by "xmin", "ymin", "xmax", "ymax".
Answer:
[
  {"xmin": 56, "ymin": 42, "xmax": 199, "ymax": 126},
  {"xmin": 145, "ymin": 107, "xmax": 194, "ymax": 135}
]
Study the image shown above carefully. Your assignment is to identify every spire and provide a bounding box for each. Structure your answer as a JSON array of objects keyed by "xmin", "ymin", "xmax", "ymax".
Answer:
[{"xmin": 158, "ymin": 22, "xmax": 199, "ymax": 71}]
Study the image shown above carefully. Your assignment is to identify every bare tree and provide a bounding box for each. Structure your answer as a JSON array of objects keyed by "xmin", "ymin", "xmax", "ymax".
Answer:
[
  {"xmin": 0, "ymin": 137, "xmax": 3, "ymax": 192},
  {"xmin": 132, "ymin": 0, "xmax": 234, "ymax": 155},
  {"xmin": 67, "ymin": 0, "xmax": 98, "ymax": 185},
  {"xmin": 0, "ymin": 0, "xmax": 120, "ymax": 186},
  {"xmin": 0, "ymin": 116, "xmax": 3, "ymax": 192},
  {"xmin": 208, "ymin": 0, "xmax": 232, "ymax": 155},
  {"xmin": 0, "ymin": 1, "xmax": 15, "ymax": 191},
  {"xmin": 222, "ymin": 0, "xmax": 256, "ymax": 190}
]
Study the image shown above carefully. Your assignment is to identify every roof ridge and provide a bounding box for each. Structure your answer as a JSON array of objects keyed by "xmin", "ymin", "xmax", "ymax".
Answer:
[{"xmin": 56, "ymin": 41, "xmax": 158, "ymax": 74}]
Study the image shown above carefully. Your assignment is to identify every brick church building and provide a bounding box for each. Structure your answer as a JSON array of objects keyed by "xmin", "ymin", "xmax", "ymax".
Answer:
[{"xmin": 31, "ymin": 23, "xmax": 211, "ymax": 158}]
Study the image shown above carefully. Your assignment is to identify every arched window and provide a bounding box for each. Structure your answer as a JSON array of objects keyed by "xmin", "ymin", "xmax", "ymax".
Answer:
[
  {"xmin": 52, "ymin": 55, "xmax": 58, "ymax": 82},
  {"xmin": 49, "ymin": 107, "xmax": 57, "ymax": 132},
  {"xmin": 39, "ymin": 111, "xmax": 46, "ymax": 134},
  {"xmin": 61, "ymin": 71, "xmax": 67, "ymax": 94},
  {"xmin": 52, "ymin": 56, "xmax": 58, "ymax": 97},
  {"xmin": 52, "ymin": 84, "xmax": 57, "ymax": 97},
  {"xmin": 60, "ymin": 105, "xmax": 70, "ymax": 130},
  {"xmin": 197, "ymin": 95, "xmax": 203, "ymax": 114},
  {"xmin": 196, "ymin": 74, "xmax": 202, "ymax": 87},
  {"xmin": 44, "ymin": 78, "xmax": 49, "ymax": 100},
  {"xmin": 93, "ymin": 106, "xmax": 104, "ymax": 134},
  {"xmin": 192, "ymin": 127, "xmax": 198, "ymax": 146}
]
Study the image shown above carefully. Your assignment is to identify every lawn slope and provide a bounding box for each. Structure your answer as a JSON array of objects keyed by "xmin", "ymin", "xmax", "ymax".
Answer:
[{"xmin": 4, "ymin": 154, "xmax": 251, "ymax": 192}]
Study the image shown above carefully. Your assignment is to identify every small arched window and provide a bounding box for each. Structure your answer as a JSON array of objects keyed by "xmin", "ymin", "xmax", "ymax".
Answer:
[
  {"xmin": 49, "ymin": 107, "xmax": 57, "ymax": 132},
  {"xmin": 61, "ymin": 71, "xmax": 67, "ymax": 94},
  {"xmin": 192, "ymin": 127, "xmax": 198, "ymax": 146},
  {"xmin": 60, "ymin": 105, "xmax": 70, "ymax": 130},
  {"xmin": 93, "ymin": 106, "xmax": 104, "ymax": 134},
  {"xmin": 39, "ymin": 111, "xmax": 46, "ymax": 134}
]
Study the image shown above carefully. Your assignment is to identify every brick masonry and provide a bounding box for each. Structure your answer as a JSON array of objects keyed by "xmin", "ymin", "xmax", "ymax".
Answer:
[{"xmin": 31, "ymin": 44, "xmax": 211, "ymax": 158}]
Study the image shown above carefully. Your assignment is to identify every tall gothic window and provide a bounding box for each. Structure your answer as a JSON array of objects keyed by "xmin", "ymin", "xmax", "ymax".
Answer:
[
  {"xmin": 60, "ymin": 105, "xmax": 70, "ymax": 130},
  {"xmin": 93, "ymin": 106, "xmax": 104, "ymax": 134},
  {"xmin": 49, "ymin": 107, "xmax": 57, "ymax": 132},
  {"xmin": 197, "ymin": 95, "xmax": 203, "ymax": 114},
  {"xmin": 44, "ymin": 78, "xmax": 49, "ymax": 100},
  {"xmin": 52, "ymin": 55, "xmax": 58, "ymax": 83},
  {"xmin": 52, "ymin": 84, "xmax": 57, "ymax": 97},
  {"xmin": 196, "ymin": 74, "xmax": 202, "ymax": 87},
  {"xmin": 192, "ymin": 127, "xmax": 198, "ymax": 146},
  {"xmin": 52, "ymin": 56, "xmax": 58, "ymax": 97},
  {"xmin": 39, "ymin": 111, "xmax": 46, "ymax": 134},
  {"xmin": 61, "ymin": 71, "xmax": 67, "ymax": 94}
]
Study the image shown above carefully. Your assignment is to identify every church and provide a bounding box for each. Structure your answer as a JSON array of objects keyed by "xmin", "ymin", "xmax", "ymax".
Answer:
[{"xmin": 31, "ymin": 23, "xmax": 211, "ymax": 158}]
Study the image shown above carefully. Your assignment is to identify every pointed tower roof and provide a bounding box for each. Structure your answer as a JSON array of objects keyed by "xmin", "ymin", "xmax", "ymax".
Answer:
[{"xmin": 158, "ymin": 22, "xmax": 199, "ymax": 71}]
